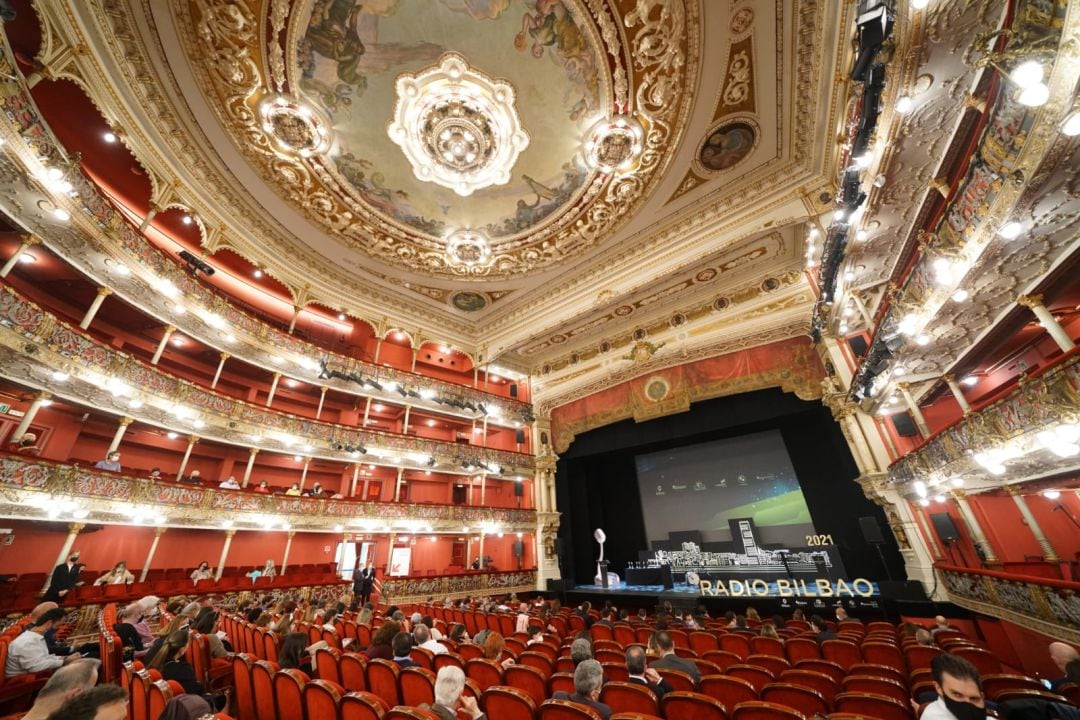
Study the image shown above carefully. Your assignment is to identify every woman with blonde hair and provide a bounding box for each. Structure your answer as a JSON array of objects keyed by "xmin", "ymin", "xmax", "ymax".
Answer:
[
  {"xmin": 94, "ymin": 561, "xmax": 134, "ymax": 586},
  {"xmin": 262, "ymin": 560, "xmax": 277, "ymax": 578},
  {"xmin": 759, "ymin": 623, "xmax": 781, "ymax": 640}
]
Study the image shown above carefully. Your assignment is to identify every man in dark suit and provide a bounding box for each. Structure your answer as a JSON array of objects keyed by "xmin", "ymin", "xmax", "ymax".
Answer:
[
  {"xmin": 356, "ymin": 562, "xmax": 375, "ymax": 605},
  {"xmin": 626, "ymin": 645, "xmax": 673, "ymax": 699},
  {"xmin": 649, "ymin": 630, "xmax": 700, "ymax": 684},
  {"xmin": 811, "ymin": 614, "xmax": 837, "ymax": 646},
  {"xmin": 553, "ymin": 659, "xmax": 612, "ymax": 719},
  {"xmin": 392, "ymin": 632, "xmax": 418, "ymax": 668},
  {"xmin": 43, "ymin": 551, "xmax": 84, "ymax": 603},
  {"xmin": 575, "ymin": 601, "xmax": 595, "ymax": 629}
]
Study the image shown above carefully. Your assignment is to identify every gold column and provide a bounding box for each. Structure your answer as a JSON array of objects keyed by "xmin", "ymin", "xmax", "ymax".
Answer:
[
  {"xmin": 898, "ymin": 383, "xmax": 931, "ymax": 438},
  {"xmin": 362, "ymin": 397, "xmax": 373, "ymax": 425},
  {"xmin": 480, "ymin": 473, "xmax": 487, "ymax": 505},
  {"xmin": 281, "ymin": 531, "xmax": 297, "ymax": 575},
  {"xmin": 211, "ymin": 352, "xmax": 229, "ymax": 390},
  {"xmin": 942, "ymin": 374, "xmax": 972, "ymax": 414},
  {"xmin": 951, "ymin": 489, "xmax": 998, "ymax": 563},
  {"xmin": 177, "ymin": 435, "xmax": 199, "ymax": 478},
  {"xmin": 139, "ymin": 527, "xmax": 167, "ymax": 582},
  {"xmin": 79, "ymin": 287, "xmax": 113, "ymax": 330},
  {"xmin": 299, "ymin": 458, "xmax": 312, "ymax": 490},
  {"xmin": 106, "ymin": 416, "xmax": 134, "ymax": 454},
  {"xmin": 350, "ymin": 463, "xmax": 361, "ymax": 497},
  {"xmin": 0, "ymin": 235, "xmax": 40, "ymax": 278},
  {"xmin": 288, "ymin": 306, "xmax": 301, "ymax": 334},
  {"xmin": 214, "ymin": 529, "xmax": 237, "ymax": 581},
  {"xmin": 395, "ymin": 467, "xmax": 404, "ymax": 501},
  {"xmin": 241, "ymin": 447, "xmax": 259, "ymax": 488},
  {"xmin": 403, "ymin": 405, "xmax": 412, "ymax": 434},
  {"xmin": 1018, "ymin": 294, "xmax": 1075, "ymax": 353},
  {"xmin": 316, "ymin": 386, "xmax": 328, "ymax": 420},
  {"xmin": 1006, "ymin": 486, "xmax": 1059, "ymax": 562},
  {"xmin": 151, "ymin": 325, "xmax": 176, "ymax": 365},
  {"xmin": 266, "ymin": 372, "xmax": 282, "ymax": 407}
]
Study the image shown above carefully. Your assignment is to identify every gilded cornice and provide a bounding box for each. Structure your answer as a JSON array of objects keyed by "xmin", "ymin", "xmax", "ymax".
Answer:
[{"xmin": 0, "ymin": 456, "xmax": 537, "ymax": 533}]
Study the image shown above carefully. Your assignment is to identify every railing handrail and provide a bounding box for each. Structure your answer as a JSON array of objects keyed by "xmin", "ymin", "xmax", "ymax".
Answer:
[{"xmin": 936, "ymin": 563, "xmax": 1080, "ymax": 592}]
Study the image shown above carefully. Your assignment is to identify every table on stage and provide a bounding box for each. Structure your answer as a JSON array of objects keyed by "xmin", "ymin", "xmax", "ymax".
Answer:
[{"xmin": 625, "ymin": 565, "xmax": 674, "ymax": 588}]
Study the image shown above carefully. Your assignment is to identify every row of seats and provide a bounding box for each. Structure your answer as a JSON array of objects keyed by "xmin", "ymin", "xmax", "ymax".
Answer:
[{"xmin": 0, "ymin": 616, "xmax": 45, "ymax": 710}]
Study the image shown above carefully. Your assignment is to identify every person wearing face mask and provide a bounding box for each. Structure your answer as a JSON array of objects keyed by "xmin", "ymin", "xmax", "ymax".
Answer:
[
  {"xmin": 922, "ymin": 654, "xmax": 987, "ymax": 720},
  {"xmin": 43, "ymin": 551, "xmax": 85, "ymax": 603}
]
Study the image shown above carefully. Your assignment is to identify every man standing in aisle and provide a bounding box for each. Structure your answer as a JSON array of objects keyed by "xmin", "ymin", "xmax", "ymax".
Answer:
[
  {"xmin": 43, "ymin": 551, "xmax": 84, "ymax": 603},
  {"xmin": 357, "ymin": 561, "xmax": 376, "ymax": 606}
]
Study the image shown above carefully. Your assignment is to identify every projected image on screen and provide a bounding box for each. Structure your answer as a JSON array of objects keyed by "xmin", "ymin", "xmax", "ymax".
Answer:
[{"xmin": 635, "ymin": 430, "xmax": 815, "ymax": 547}]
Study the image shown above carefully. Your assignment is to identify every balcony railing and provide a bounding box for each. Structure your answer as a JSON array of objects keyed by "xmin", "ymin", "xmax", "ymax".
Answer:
[
  {"xmin": 889, "ymin": 352, "xmax": 1080, "ymax": 489},
  {"xmin": 0, "ymin": 454, "xmax": 537, "ymax": 533},
  {"xmin": 938, "ymin": 564, "xmax": 1080, "ymax": 644},
  {"xmin": 0, "ymin": 284, "xmax": 533, "ymax": 476},
  {"xmin": 380, "ymin": 569, "xmax": 538, "ymax": 604}
]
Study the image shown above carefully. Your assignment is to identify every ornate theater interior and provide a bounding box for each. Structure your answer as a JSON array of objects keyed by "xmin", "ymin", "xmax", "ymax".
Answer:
[{"xmin": 0, "ymin": 0, "xmax": 1078, "ymax": 717}]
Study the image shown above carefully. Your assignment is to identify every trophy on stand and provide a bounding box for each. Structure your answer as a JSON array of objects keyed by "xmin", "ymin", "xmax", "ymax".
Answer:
[{"xmin": 593, "ymin": 528, "xmax": 619, "ymax": 588}]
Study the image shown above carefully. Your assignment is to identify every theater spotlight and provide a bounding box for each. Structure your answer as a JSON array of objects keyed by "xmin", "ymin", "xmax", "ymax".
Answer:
[{"xmin": 850, "ymin": 1, "xmax": 894, "ymax": 81}]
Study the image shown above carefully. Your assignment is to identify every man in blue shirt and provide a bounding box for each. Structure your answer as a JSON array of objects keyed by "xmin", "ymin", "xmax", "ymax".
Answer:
[{"xmin": 94, "ymin": 452, "xmax": 122, "ymax": 472}]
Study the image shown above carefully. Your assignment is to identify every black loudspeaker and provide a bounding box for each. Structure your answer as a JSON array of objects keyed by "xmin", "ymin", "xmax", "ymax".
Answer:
[
  {"xmin": 513, "ymin": 481, "xmax": 524, "ymax": 497},
  {"xmin": 547, "ymin": 578, "xmax": 568, "ymax": 592},
  {"xmin": 847, "ymin": 334, "xmax": 869, "ymax": 358},
  {"xmin": 513, "ymin": 541, "xmax": 524, "ymax": 558},
  {"xmin": 515, "ymin": 430, "xmax": 526, "ymax": 444},
  {"xmin": 930, "ymin": 512, "xmax": 961, "ymax": 541},
  {"xmin": 509, "ymin": 383, "xmax": 518, "ymax": 398},
  {"xmin": 859, "ymin": 516, "xmax": 885, "ymax": 544},
  {"xmin": 892, "ymin": 412, "xmax": 920, "ymax": 437}
]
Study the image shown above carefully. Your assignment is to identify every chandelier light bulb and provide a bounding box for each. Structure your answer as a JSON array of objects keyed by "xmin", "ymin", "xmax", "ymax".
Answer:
[
  {"xmin": 911, "ymin": 0, "xmax": 929, "ymax": 8},
  {"xmin": 1017, "ymin": 82, "xmax": 1050, "ymax": 107},
  {"xmin": 1062, "ymin": 111, "xmax": 1080, "ymax": 136},
  {"xmin": 895, "ymin": 96, "xmax": 914, "ymax": 114},
  {"xmin": 952, "ymin": 288, "xmax": 969, "ymax": 302},
  {"xmin": 1009, "ymin": 61, "xmax": 1044, "ymax": 89},
  {"xmin": 998, "ymin": 221, "xmax": 1023, "ymax": 239}
]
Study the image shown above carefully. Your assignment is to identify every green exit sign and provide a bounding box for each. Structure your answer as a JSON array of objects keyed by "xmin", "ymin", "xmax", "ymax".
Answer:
[{"xmin": 0, "ymin": 403, "xmax": 10, "ymax": 414}]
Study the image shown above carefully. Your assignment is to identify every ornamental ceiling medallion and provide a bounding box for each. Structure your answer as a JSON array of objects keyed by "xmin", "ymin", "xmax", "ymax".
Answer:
[{"xmin": 180, "ymin": 0, "xmax": 689, "ymax": 277}]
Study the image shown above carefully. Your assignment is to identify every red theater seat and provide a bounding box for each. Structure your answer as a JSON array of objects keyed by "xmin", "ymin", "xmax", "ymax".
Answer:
[
  {"xmin": 273, "ymin": 668, "xmax": 310, "ymax": 720},
  {"xmin": 699, "ymin": 675, "xmax": 757, "ymax": 708},
  {"xmin": 341, "ymin": 653, "xmax": 369, "ymax": 691},
  {"xmin": 600, "ymin": 681, "xmax": 659, "ymax": 716},
  {"xmin": 386, "ymin": 707, "xmax": 440, "ymax": 720},
  {"xmin": 400, "ymin": 667, "xmax": 436, "ymax": 707},
  {"xmin": 690, "ymin": 632, "xmax": 720, "ymax": 655},
  {"xmin": 538, "ymin": 699, "xmax": 605, "ymax": 720},
  {"xmin": 952, "ymin": 647, "xmax": 1002, "ymax": 676},
  {"xmin": 793, "ymin": 659, "xmax": 844, "ymax": 684},
  {"xmin": 726, "ymin": 665, "xmax": 775, "ymax": 692},
  {"xmin": 306, "ymin": 679, "xmax": 346, "ymax": 720},
  {"xmin": 861, "ymin": 641, "xmax": 906, "ymax": 671},
  {"xmin": 231, "ymin": 654, "xmax": 256, "ymax": 720},
  {"xmin": 842, "ymin": 675, "xmax": 909, "ymax": 704},
  {"xmin": 745, "ymin": 654, "xmax": 789, "ymax": 676},
  {"xmin": 981, "ymin": 674, "xmax": 1048, "ymax": 700},
  {"xmin": 833, "ymin": 692, "xmax": 913, "ymax": 720},
  {"xmin": 784, "ymin": 638, "xmax": 821, "ymax": 664},
  {"xmin": 760, "ymin": 683, "xmax": 828, "ymax": 716},
  {"xmin": 505, "ymin": 664, "xmax": 548, "ymax": 706},
  {"xmin": 548, "ymin": 672, "xmax": 576, "ymax": 696},
  {"xmin": 251, "ymin": 660, "xmax": 279, "ymax": 720},
  {"xmin": 777, "ymin": 669, "xmax": 839, "ymax": 706},
  {"xmin": 661, "ymin": 691, "xmax": 728, "ymax": 720},
  {"xmin": 340, "ymin": 691, "xmax": 390, "ymax": 720},
  {"xmin": 465, "ymin": 658, "xmax": 503, "ymax": 691},
  {"xmin": 482, "ymin": 686, "xmax": 537, "ymax": 720},
  {"xmin": 731, "ymin": 700, "xmax": 806, "ymax": 720},
  {"xmin": 720, "ymin": 635, "xmax": 751, "ymax": 659},
  {"xmin": 315, "ymin": 647, "xmax": 343, "ymax": 685},
  {"xmin": 367, "ymin": 659, "xmax": 402, "ymax": 707},
  {"xmin": 821, "ymin": 640, "xmax": 861, "ymax": 671}
]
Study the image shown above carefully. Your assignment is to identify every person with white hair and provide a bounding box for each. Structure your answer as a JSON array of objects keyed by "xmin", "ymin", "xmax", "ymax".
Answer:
[
  {"xmin": 415, "ymin": 623, "xmax": 447, "ymax": 655},
  {"xmin": 515, "ymin": 602, "xmax": 531, "ymax": 633},
  {"xmin": 422, "ymin": 666, "xmax": 485, "ymax": 720},
  {"xmin": 17, "ymin": 658, "xmax": 99, "ymax": 720},
  {"xmin": 553, "ymin": 659, "xmax": 612, "ymax": 719}
]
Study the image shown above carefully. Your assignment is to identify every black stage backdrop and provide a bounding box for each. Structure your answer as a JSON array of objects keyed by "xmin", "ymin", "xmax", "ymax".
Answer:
[{"xmin": 554, "ymin": 388, "xmax": 907, "ymax": 586}]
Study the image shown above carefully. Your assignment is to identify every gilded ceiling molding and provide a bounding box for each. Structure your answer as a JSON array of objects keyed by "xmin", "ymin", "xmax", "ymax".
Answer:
[{"xmin": 546, "ymin": 335, "xmax": 825, "ymax": 454}]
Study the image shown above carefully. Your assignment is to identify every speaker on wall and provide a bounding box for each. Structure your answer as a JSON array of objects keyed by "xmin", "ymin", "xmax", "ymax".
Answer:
[
  {"xmin": 515, "ymin": 429, "xmax": 526, "ymax": 444},
  {"xmin": 858, "ymin": 516, "xmax": 885, "ymax": 544},
  {"xmin": 513, "ymin": 481, "xmax": 524, "ymax": 497},
  {"xmin": 930, "ymin": 512, "xmax": 961, "ymax": 541},
  {"xmin": 847, "ymin": 334, "xmax": 869, "ymax": 358},
  {"xmin": 513, "ymin": 541, "xmax": 524, "ymax": 558},
  {"xmin": 892, "ymin": 412, "xmax": 920, "ymax": 437},
  {"xmin": 509, "ymin": 383, "xmax": 518, "ymax": 398}
]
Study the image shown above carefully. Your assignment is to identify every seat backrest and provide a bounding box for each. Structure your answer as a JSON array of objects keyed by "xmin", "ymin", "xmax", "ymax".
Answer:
[
  {"xmin": 730, "ymin": 700, "xmax": 805, "ymax": 720},
  {"xmin": 719, "ymin": 634, "xmax": 751, "ymax": 659},
  {"xmin": 400, "ymin": 667, "xmax": 436, "ymax": 707},
  {"xmin": 409, "ymin": 647, "xmax": 435, "ymax": 670},
  {"xmin": 274, "ymin": 668, "xmax": 310, "ymax": 720},
  {"xmin": 791, "ymin": 659, "xmax": 843, "ymax": 684},
  {"xmin": 505, "ymin": 664, "xmax": 548, "ymax": 706},
  {"xmin": 834, "ymin": 691, "xmax": 914, "ymax": 720},
  {"xmin": 761, "ymin": 682, "xmax": 828, "ymax": 716},
  {"xmin": 600, "ymin": 681, "xmax": 659, "ymax": 716},
  {"xmin": 842, "ymin": 674, "xmax": 909, "ymax": 703},
  {"xmin": 744, "ymin": 654, "xmax": 789, "ymax": 676},
  {"xmin": 130, "ymin": 670, "xmax": 151, "ymax": 720},
  {"xmin": 980, "ymin": 674, "xmax": 1046, "ymax": 700},
  {"xmin": 517, "ymin": 650, "xmax": 554, "ymax": 677},
  {"xmin": 689, "ymin": 632, "xmax": 720, "ymax": 655},
  {"xmin": 341, "ymin": 691, "xmax": 390, "ymax": 720},
  {"xmin": 433, "ymin": 652, "xmax": 465, "ymax": 674},
  {"xmin": 538, "ymin": 698, "xmax": 605, "ymax": 720},
  {"xmin": 147, "ymin": 679, "xmax": 176, "ymax": 720},
  {"xmin": 464, "ymin": 658, "xmax": 503, "ymax": 691},
  {"xmin": 386, "ymin": 707, "xmax": 440, "ymax": 720},
  {"xmin": 367, "ymin": 658, "xmax": 402, "ymax": 707},
  {"xmin": 952, "ymin": 646, "xmax": 1003, "ymax": 676},
  {"xmin": 861, "ymin": 641, "xmax": 906, "ymax": 671},
  {"xmin": 251, "ymin": 661, "xmax": 280, "ymax": 720},
  {"xmin": 699, "ymin": 674, "xmax": 757, "ymax": 708},
  {"xmin": 340, "ymin": 653, "xmax": 368, "ymax": 692},
  {"xmin": 783, "ymin": 638, "xmax": 821, "ymax": 664},
  {"xmin": 661, "ymin": 691, "xmax": 728, "ymax": 720},
  {"xmin": 821, "ymin": 639, "xmax": 861, "ymax": 670},
  {"xmin": 750, "ymin": 636, "xmax": 785, "ymax": 658},
  {"xmin": 305, "ymin": 679, "xmax": 346, "ymax": 720},
  {"xmin": 776, "ymin": 669, "xmax": 838, "ymax": 705},
  {"xmin": 727, "ymin": 665, "xmax": 774, "ymax": 692},
  {"xmin": 656, "ymin": 667, "xmax": 695, "ymax": 692},
  {"xmin": 548, "ymin": 672, "xmax": 576, "ymax": 696},
  {"xmin": 483, "ymin": 685, "xmax": 538, "ymax": 720},
  {"xmin": 231, "ymin": 654, "xmax": 256, "ymax": 720},
  {"xmin": 315, "ymin": 647, "xmax": 343, "ymax": 685}
]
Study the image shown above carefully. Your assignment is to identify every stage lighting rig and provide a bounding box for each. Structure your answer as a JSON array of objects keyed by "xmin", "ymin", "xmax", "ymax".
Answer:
[
  {"xmin": 850, "ymin": 0, "xmax": 894, "ymax": 81},
  {"xmin": 178, "ymin": 250, "xmax": 216, "ymax": 277}
]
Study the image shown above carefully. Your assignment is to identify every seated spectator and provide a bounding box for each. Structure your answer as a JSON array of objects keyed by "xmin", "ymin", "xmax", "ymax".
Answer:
[
  {"xmin": 94, "ymin": 452, "xmax": 121, "ymax": 472},
  {"xmin": 482, "ymin": 631, "xmax": 513, "ymax": 668},
  {"xmin": 153, "ymin": 629, "xmax": 225, "ymax": 711},
  {"xmin": 9, "ymin": 432, "xmax": 40, "ymax": 455},
  {"xmin": 932, "ymin": 615, "xmax": 954, "ymax": 636},
  {"xmin": 636, "ymin": 608, "xmax": 648, "ymax": 622},
  {"xmin": 575, "ymin": 601, "xmax": 595, "ymax": 629},
  {"xmin": 746, "ymin": 607, "xmax": 760, "ymax": 623},
  {"xmin": 917, "ymin": 628, "xmax": 937, "ymax": 646},
  {"xmin": 1048, "ymin": 642, "xmax": 1079, "ymax": 691},
  {"xmin": 93, "ymin": 561, "xmax": 133, "ymax": 586},
  {"xmin": 810, "ymin": 615, "xmax": 836, "ymax": 646},
  {"xmin": 190, "ymin": 562, "xmax": 213, "ymax": 584},
  {"xmin": 159, "ymin": 694, "xmax": 215, "ymax": 720},
  {"xmin": 553, "ymin": 659, "xmax": 612, "ymax": 720},
  {"xmin": 148, "ymin": 468, "xmax": 162, "ymax": 480},
  {"xmin": 218, "ymin": 476, "xmax": 240, "ymax": 490},
  {"xmin": 278, "ymin": 632, "xmax": 313, "ymax": 674},
  {"xmin": 253, "ymin": 480, "xmax": 271, "ymax": 494},
  {"xmin": 570, "ymin": 637, "xmax": 593, "ymax": 667},
  {"xmin": 192, "ymin": 608, "xmax": 230, "ymax": 658},
  {"xmin": 125, "ymin": 596, "xmax": 160, "ymax": 646},
  {"xmin": 922, "ymin": 653, "xmax": 986, "ymax": 720},
  {"xmin": 899, "ymin": 621, "xmax": 920, "ymax": 638},
  {"xmin": 422, "ymin": 615, "xmax": 443, "ymax": 640},
  {"xmin": 760, "ymin": 624, "xmax": 781, "ymax": 641},
  {"xmin": 113, "ymin": 605, "xmax": 144, "ymax": 653},
  {"xmin": 261, "ymin": 560, "xmax": 277, "ymax": 578},
  {"xmin": 416, "ymin": 623, "xmax": 447, "ymax": 655},
  {"xmin": 5, "ymin": 608, "xmax": 80, "ymax": 677},
  {"xmin": 515, "ymin": 603, "xmax": 532, "ymax": 634},
  {"xmin": 771, "ymin": 614, "xmax": 787, "ymax": 629},
  {"xmin": 15, "ymin": 657, "xmax": 99, "ymax": 720},
  {"xmin": 365, "ymin": 621, "xmax": 400, "ymax": 661},
  {"xmin": 626, "ymin": 645, "xmax": 672, "ymax": 699},
  {"xmin": 448, "ymin": 624, "xmax": 469, "ymax": 643},
  {"xmin": 143, "ymin": 614, "xmax": 191, "ymax": 667},
  {"xmin": 792, "ymin": 609, "xmax": 805, "ymax": 621},
  {"xmin": 303, "ymin": 482, "xmax": 324, "ymax": 497},
  {"xmin": 526, "ymin": 625, "xmax": 544, "ymax": 646},
  {"xmin": 836, "ymin": 607, "xmax": 860, "ymax": 623},
  {"xmin": 393, "ymin": 632, "xmax": 417, "ymax": 668},
  {"xmin": 357, "ymin": 604, "xmax": 374, "ymax": 626},
  {"xmin": 30, "ymin": 602, "xmax": 73, "ymax": 657},
  {"xmin": 722, "ymin": 610, "xmax": 737, "ymax": 628},
  {"xmin": 44, "ymin": 683, "xmax": 127, "ymax": 720},
  {"xmin": 181, "ymin": 469, "xmax": 202, "ymax": 484},
  {"xmin": 285, "ymin": 483, "xmax": 302, "ymax": 496},
  {"xmin": 649, "ymin": 630, "xmax": 699, "ymax": 683},
  {"xmin": 422, "ymin": 666, "xmax": 485, "ymax": 720}
]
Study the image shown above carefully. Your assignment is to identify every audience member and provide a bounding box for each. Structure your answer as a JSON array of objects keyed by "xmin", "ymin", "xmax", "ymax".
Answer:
[
  {"xmin": 570, "ymin": 637, "xmax": 593, "ymax": 666},
  {"xmin": 423, "ymin": 615, "xmax": 443, "ymax": 640},
  {"xmin": 482, "ymin": 631, "xmax": 513, "ymax": 668},
  {"xmin": 261, "ymin": 560, "xmax": 277, "ymax": 578},
  {"xmin": 917, "ymin": 628, "xmax": 937, "ymax": 646},
  {"xmin": 722, "ymin": 611, "xmax": 737, "ymax": 628},
  {"xmin": 158, "ymin": 695, "xmax": 214, "ymax": 720},
  {"xmin": 636, "ymin": 608, "xmax": 648, "ymax": 622},
  {"xmin": 253, "ymin": 480, "xmax": 270, "ymax": 494},
  {"xmin": 526, "ymin": 625, "xmax": 544, "ymax": 646},
  {"xmin": 9, "ymin": 432, "xmax": 40, "ymax": 455},
  {"xmin": 94, "ymin": 452, "xmax": 122, "ymax": 472},
  {"xmin": 279, "ymin": 632, "xmax": 313, "ymax": 674},
  {"xmin": 415, "ymin": 623, "xmax": 447, "ymax": 654},
  {"xmin": 626, "ymin": 645, "xmax": 673, "ymax": 699},
  {"xmin": 932, "ymin": 615, "xmax": 954, "ymax": 636},
  {"xmin": 649, "ymin": 630, "xmax": 700, "ymax": 684},
  {"xmin": 922, "ymin": 654, "xmax": 985, "ymax": 720},
  {"xmin": 190, "ymin": 562, "xmax": 213, "ymax": 583},
  {"xmin": 43, "ymin": 550, "xmax": 84, "ymax": 602},
  {"xmin": 192, "ymin": 608, "xmax": 229, "ymax": 658},
  {"xmin": 771, "ymin": 614, "xmax": 787, "ymax": 629},
  {"xmin": 304, "ymin": 482, "xmax": 324, "ymax": 497},
  {"xmin": 181, "ymin": 469, "xmax": 203, "ymax": 484},
  {"xmin": 392, "ymin": 632, "xmax": 418, "ymax": 668},
  {"xmin": 760, "ymin": 624, "xmax": 781, "ymax": 641},
  {"xmin": 575, "ymin": 601, "xmax": 595, "ymax": 629},
  {"xmin": 44, "ymin": 683, "xmax": 127, "ymax": 720},
  {"xmin": 448, "ymin": 624, "xmax": 469, "ymax": 643},
  {"xmin": 93, "ymin": 561, "xmax": 133, "ymax": 586},
  {"xmin": 810, "ymin": 615, "xmax": 836, "ymax": 646},
  {"xmin": 16, "ymin": 658, "xmax": 99, "ymax": 720},
  {"xmin": 285, "ymin": 483, "xmax": 302, "ymax": 496},
  {"xmin": 5, "ymin": 608, "xmax": 79, "ymax": 677},
  {"xmin": 218, "ymin": 476, "xmax": 240, "ymax": 489},
  {"xmin": 1048, "ymin": 642, "xmax": 1079, "ymax": 691},
  {"xmin": 516, "ymin": 602, "xmax": 531, "ymax": 633},
  {"xmin": 552, "ymin": 659, "xmax": 612, "ymax": 719},
  {"xmin": 126, "ymin": 596, "xmax": 160, "ymax": 646},
  {"xmin": 733, "ymin": 614, "xmax": 748, "ymax": 630},
  {"xmin": 143, "ymin": 614, "xmax": 191, "ymax": 666},
  {"xmin": 746, "ymin": 607, "xmax": 760, "ymax": 622},
  {"xmin": 148, "ymin": 468, "xmax": 162, "ymax": 480},
  {"xmin": 792, "ymin": 609, "xmax": 806, "ymax": 621},
  {"xmin": 366, "ymin": 621, "xmax": 400, "ymax": 660},
  {"xmin": 422, "ymin": 666, "xmax": 485, "ymax": 720},
  {"xmin": 113, "ymin": 604, "xmax": 144, "ymax": 653}
]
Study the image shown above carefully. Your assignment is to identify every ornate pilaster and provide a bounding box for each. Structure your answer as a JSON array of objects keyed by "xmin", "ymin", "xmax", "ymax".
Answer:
[
  {"xmin": 1018, "ymin": 294, "xmax": 1076, "ymax": 353},
  {"xmin": 1005, "ymin": 486, "xmax": 1059, "ymax": 562},
  {"xmin": 951, "ymin": 489, "xmax": 998, "ymax": 563}
]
